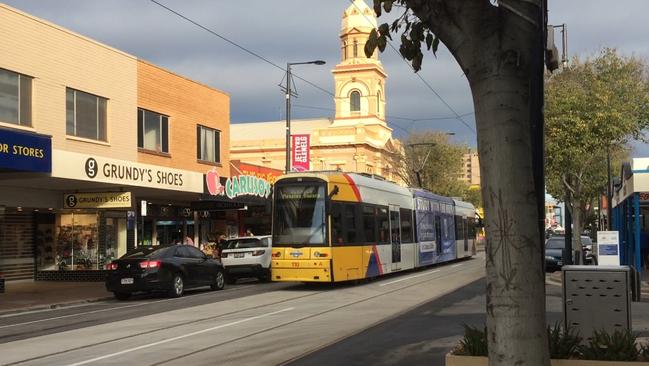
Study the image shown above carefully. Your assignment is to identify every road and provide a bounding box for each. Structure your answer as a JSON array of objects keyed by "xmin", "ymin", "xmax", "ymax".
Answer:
[{"xmin": 0, "ymin": 254, "xmax": 485, "ymax": 366}]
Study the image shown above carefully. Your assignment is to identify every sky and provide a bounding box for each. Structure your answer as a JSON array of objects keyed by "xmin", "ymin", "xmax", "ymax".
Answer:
[{"xmin": 3, "ymin": 0, "xmax": 649, "ymax": 154}]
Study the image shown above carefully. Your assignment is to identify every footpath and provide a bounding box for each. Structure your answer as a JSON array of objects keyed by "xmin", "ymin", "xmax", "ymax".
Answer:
[{"xmin": 0, "ymin": 281, "xmax": 112, "ymax": 315}]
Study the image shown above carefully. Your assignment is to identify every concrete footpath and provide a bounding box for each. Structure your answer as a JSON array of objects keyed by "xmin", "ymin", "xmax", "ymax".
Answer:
[{"xmin": 0, "ymin": 281, "xmax": 112, "ymax": 315}]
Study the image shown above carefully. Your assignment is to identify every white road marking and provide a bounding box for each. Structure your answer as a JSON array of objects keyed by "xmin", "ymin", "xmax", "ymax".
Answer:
[
  {"xmin": 451, "ymin": 263, "xmax": 463, "ymax": 268},
  {"xmin": 63, "ymin": 307, "xmax": 294, "ymax": 366},
  {"xmin": 379, "ymin": 269, "xmax": 441, "ymax": 287},
  {"xmin": 0, "ymin": 286, "xmax": 248, "ymax": 327}
]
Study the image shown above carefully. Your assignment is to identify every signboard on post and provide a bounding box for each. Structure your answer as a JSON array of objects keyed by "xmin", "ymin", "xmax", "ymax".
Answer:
[
  {"xmin": 291, "ymin": 134, "xmax": 310, "ymax": 172},
  {"xmin": 597, "ymin": 231, "xmax": 620, "ymax": 266}
]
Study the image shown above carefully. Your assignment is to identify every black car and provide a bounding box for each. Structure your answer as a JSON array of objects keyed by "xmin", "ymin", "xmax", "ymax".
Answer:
[
  {"xmin": 545, "ymin": 235, "xmax": 596, "ymax": 272},
  {"xmin": 106, "ymin": 245, "xmax": 225, "ymax": 300}
]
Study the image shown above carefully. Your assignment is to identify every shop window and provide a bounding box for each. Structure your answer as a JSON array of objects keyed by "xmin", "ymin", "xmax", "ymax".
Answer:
[
  {"xmin": 197, "ymin": 125, "xmax": 221, "ymax": 163},
  {"xmin": 0, "ymin": 68, "xmax": 32, "ymax": 126},
  {"xmin": 350, "ymin": 90, "xmax": 361, "ymax": 113},
  {"xmin": 138, "ymin": 108, "xmax": 169, "ymax": 153},
  {"xmin": 66, "ymin": 88, "xmax": 107, "ymax": 141}
]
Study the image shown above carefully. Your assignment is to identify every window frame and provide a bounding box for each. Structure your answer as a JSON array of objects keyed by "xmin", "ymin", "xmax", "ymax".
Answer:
[
  {"xmin": 0, "ymin": 68, "xmax": 32, "ymax": 127},
  {"xmin": 137, "ymin": 108, "xmax": 169, "ymax": 154},
  {"xmin": 197, "ymin": 124, "xmax": 221, "ymax": 164},
  {"xmin": 65, "ymin": 87, "xmax": 108, "ymax": 142},
  {"xmin": 350, "ymin": 90, "xmax": 361, "ymax": 113}
]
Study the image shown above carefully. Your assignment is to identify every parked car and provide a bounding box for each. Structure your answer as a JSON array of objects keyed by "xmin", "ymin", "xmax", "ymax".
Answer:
[
  {"xmin": 105, "ymin": 245, "xmax": 225, "ymax": 300},
  {"xmin": 545, "ymin": 235, "xmax": 596, "ymax": 272},
  {"xmin": 221, "ymin": 235, "xmax": 272, "ymax": 284}
]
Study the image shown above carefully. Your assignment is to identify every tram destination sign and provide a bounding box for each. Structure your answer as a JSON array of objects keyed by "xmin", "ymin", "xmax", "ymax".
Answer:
[{"xmin": 64, "ymin": 192, "xmax": 132, "ymax": 209}]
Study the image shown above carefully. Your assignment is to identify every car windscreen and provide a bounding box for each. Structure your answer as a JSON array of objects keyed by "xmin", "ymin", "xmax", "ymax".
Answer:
[
  {"xmin": 545, "ymin": 239, "xmax": 564, "ymax": 250},
  {"xmin": 273, "ymin": 182, "xmax": 326, "ymax": 246},
  {"xmin": 121, "ymin": 246, "xmax": 171, "ymax": 259},
  {"xmin": 224, "ymin": 238, "xmax": 266, "ymax": 249}
]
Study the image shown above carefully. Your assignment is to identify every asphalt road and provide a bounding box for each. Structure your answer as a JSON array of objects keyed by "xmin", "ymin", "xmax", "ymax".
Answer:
[{"xmin": 0, "ymin": 255, "xmax": 485, "ymax": 366}]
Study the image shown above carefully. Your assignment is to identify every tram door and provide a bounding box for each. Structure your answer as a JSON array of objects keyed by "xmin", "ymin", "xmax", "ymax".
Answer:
[
  {"xmin": 390, "ymin": 206, "xmax": 401, "ymax": 270},
  {"xmin": 435, "ymin": 215, "xmax": 443, "ymax": 256}
]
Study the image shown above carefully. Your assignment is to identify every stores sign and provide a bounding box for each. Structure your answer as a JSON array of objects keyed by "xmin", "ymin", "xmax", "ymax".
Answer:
[
  {"xmin": 0, "ymin": 128, "xmax": 52, "ymax": 173},
  {"xmin": 206, "ymin": 169, "xmax": 271, "ymax": 199},
  {"xmin": 64, "ymin": 192, "xmax": 132, "ymax": 209}
]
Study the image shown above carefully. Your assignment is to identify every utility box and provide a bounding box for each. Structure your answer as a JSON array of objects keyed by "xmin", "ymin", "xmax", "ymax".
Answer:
[{"xmin": 562, "ymin": 265, "xmax": 632, "ymax": 341}]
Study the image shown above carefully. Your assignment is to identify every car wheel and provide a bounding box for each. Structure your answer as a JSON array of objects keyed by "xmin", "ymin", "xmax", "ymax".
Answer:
[
  {"xmin": 211, "ymin": 270, "xmax": 225, "ymax": 291},
  {"xmin": 258, "ymin": 270, "xmax": 272, "ymax": 282},
  {"xmin": 168, "ymin": 274, "xmax": 184, "ymax": 298},
  {"xmin": 114, "ymin": 292, "xmax": 131, "ymax": 301}
]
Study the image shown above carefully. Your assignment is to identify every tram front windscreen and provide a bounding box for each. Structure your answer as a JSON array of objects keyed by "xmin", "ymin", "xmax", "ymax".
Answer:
[{"xmin": 273, "ymin": 183, "xmax": 327, "ymax": 247}]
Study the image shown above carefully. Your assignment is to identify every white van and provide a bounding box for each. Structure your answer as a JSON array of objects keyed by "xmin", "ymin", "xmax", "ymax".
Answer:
[{"xmin": 220, "ymin": 235, "xmax": 272, "ymax": 283}]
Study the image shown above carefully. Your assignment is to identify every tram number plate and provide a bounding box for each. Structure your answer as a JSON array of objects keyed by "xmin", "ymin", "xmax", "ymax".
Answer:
[
  {"xmin": 121, "ymin": 278, "xmax": 134, "ymax": 285},
  {"xmin": 291, "ymin": 262, "xmax": 300, "ymax": 267}
]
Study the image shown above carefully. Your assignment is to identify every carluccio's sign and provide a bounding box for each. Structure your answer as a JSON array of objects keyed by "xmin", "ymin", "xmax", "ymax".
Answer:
[{"xmin": 205, "ymin": 169, "xmax": 271, "ymax": 199}]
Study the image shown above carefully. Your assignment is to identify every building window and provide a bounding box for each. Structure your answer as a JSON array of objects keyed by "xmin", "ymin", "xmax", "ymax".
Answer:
[
  {"xmin": 66, "ymin": 88, "xmax": 107, "ymax": 141},
  {"xmin": 350, "ymin": 90, "xmax": 361, "ymax": 112},
  {"xmin": 342, "ymin": 41, "xmax": 347, "ymax": 60},
  {"xmin": 0, "ymin": 68, "xmax": 32, "ymax": 126},
  {"xmin": 376, "ymin": 91, "xmax": 381, "ymax": 114},
  {"xmin": 353, "ymin": 40, "xmax": 358, "ymax": 58},
  {"xmin": 197, "ymin": 125, "xmax": 221, "ymax": 163},
  {"xmin": 138, "ymin": 108, "xmax": 169, "ymax": 153}
]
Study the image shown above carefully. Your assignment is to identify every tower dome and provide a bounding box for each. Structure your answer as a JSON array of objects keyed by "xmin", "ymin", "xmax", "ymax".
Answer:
[{"xmin": 341, "ymin": 0, "xmax": 377, "ymax": 33}]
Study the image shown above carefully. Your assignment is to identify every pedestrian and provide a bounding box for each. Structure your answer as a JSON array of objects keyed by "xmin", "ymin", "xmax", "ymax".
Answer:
[
  {"xmin": 246, "ymin": 229, "xmax": 254, "ymax": 237},
  {"xmin": 183, "ymin": 235, "xmax": 194, "ymax": 246},
  {"xmin": 641, "ymin": 231, "xmax": 649, "ymax": 270}
]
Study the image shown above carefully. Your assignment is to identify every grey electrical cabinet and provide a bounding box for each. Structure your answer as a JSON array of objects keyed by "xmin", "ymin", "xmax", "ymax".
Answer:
[{"xmin": 562, "ymin": 265, "xmax": 632, "ymax": 341}]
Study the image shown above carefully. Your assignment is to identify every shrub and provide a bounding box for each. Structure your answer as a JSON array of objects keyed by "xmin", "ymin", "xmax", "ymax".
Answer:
[
  {"xmin": 547, "ymin": 322, "xmax": 582, "ymax": 359},
  {"xmin": 641, "ymin": 341, "xmax": 649, "ymax": 361},
  {"xmin": 579, "ymin": 328, "xmax": 640, "ymax": 361},
  {"xmin": 453, "ymin": 324, "xmax": 488, "ymax": 357}
]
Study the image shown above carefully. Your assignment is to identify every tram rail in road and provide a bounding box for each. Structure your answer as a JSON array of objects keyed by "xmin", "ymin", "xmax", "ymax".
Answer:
[{"xmin": 0, "ymin": 255, "xmax": 484, "ymax": 366}]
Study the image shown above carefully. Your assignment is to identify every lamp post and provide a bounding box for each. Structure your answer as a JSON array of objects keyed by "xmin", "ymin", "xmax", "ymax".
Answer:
[
  {"xmin": 407, "ymin": 132, "xmax": 455, "ymax": 188},
  {"xmin": 284, "ymin": 60, "xmax": 326, "ymax": 173}
]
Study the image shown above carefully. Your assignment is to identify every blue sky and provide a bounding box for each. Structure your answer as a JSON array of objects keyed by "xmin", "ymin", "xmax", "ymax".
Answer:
[{"xmin": 3, "ymin": 0, "xmax": 648, "ymax": 155}]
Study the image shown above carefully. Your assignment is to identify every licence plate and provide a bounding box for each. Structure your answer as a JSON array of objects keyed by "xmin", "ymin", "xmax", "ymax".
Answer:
[
  {"xmin": 121, "ymin": 278, "xmax": 134, "ymax": 285},
  {"xmin": 234, "ymin": 253, "xmax": 245, "ymax": 258}
]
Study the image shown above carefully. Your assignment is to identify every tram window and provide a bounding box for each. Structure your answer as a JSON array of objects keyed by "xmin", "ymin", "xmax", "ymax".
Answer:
[
  {"xmin": 455, "ymin": 215, "xmax": 465, "ymax": 240},
  {"xmin": 344, "ymin": 203, "xmax": 358, "ymax": 243},
  {"xmin": 362, "ymin": 205, "xmax": 376, "ymax": 242},
  {"xmin": 377, "ymin": 207, "xmax": 390, "ymax": 244},
  {"xmin": 331, "ymin": 203, "xmax": 343, "ymax": 245},
  {"xmin": 399, "ymin": 208, "xmax": 413, "ymax": 243}
]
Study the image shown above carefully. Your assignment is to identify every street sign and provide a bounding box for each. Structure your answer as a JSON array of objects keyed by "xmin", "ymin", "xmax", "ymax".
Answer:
[{"xmin": 597, "ymin": 231, "xmax": 620, "ymax": 266}]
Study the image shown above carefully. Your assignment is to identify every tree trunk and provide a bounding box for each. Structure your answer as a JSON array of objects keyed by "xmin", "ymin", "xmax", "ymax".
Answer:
[
  {"xmin": 572, "ymin": 199, "xmax": 584, "ymax": 262},
  {"xmin": 472, "ymin": 73, "xmax": 549, "ymax": 365}
]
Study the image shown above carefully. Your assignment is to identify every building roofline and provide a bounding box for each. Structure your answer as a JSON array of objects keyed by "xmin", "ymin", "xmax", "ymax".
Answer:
[
  {"xmin": 0, "ymin": 3, "xmax": 136, "ymax": 60},
  {"xmin": 137, "ymin": 59, "xmax": 230, "ymax": 97}
]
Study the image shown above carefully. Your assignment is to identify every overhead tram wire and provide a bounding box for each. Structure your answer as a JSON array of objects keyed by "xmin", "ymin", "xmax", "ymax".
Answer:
[
  {"xmin": 147, "ymin": 0, "xmax": 462, "ymax": 135},
  {"xmin": 348, "ymin": 0, "xmax": 477, "ymax": 134}
]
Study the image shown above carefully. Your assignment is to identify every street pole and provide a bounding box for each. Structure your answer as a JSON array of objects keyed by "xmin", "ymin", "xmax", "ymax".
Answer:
[
  {"xmin": 283, "ymin": 60, "xmax": 325, "ymax": 174},
  {"xmin": 285, "ymin": 63, "xmax": 292, "ymax": 174},
  {"xmin": 607, "ymin": 145, "xmax": 613, "ymax": 230}
]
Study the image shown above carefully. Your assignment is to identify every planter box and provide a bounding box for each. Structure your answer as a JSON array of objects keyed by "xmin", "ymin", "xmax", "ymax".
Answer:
[{"xmin": 446, "ymin": 354, "xmax": 649, "ymax": 366}]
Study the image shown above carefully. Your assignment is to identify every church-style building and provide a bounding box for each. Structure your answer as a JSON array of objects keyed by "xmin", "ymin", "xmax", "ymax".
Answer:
[{"xmin": 230, "ymin": 0, "xmax": 402, "ymax": 183}]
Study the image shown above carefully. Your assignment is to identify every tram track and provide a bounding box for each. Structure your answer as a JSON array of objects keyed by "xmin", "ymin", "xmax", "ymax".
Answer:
[{"xmin": 3, "ymin": 257, "xmax": 482, "ymax": 366}]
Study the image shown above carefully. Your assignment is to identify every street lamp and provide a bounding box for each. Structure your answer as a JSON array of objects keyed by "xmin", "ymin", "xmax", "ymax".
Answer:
[
  {"xmin": 407, "ymin": 132, "xmax": 455, "ymax": 188},
  {"xmin": 284, "ymin": 60, "xmax": 326, "ymax": 173}
]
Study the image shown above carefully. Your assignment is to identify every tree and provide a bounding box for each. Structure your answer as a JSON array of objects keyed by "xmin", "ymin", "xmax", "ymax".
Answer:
[
  {"xmin": 366, "ymin": 1, "xmax": 549, "ymax": 364},
  {"xmin": 545, "ymin": 49, "xmax": 649, "ymax": 256},
  {"xmin": 463, "ymin": 185, "xmax": 483, "ymax": 209},
  {"xmin": 391, "ymin": 131, "xmax": 467, "ymax": 197}
]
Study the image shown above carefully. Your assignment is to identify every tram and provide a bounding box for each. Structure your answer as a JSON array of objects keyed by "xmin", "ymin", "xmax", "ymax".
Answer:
[{"xmin": 270, "ymin": 172, "xmax": 477, "ymax": 283}]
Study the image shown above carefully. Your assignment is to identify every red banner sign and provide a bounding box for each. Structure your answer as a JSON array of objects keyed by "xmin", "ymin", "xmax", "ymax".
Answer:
[{"xmin": 291, "ymin": 134, "xmax": 310, "ymax": 172}]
